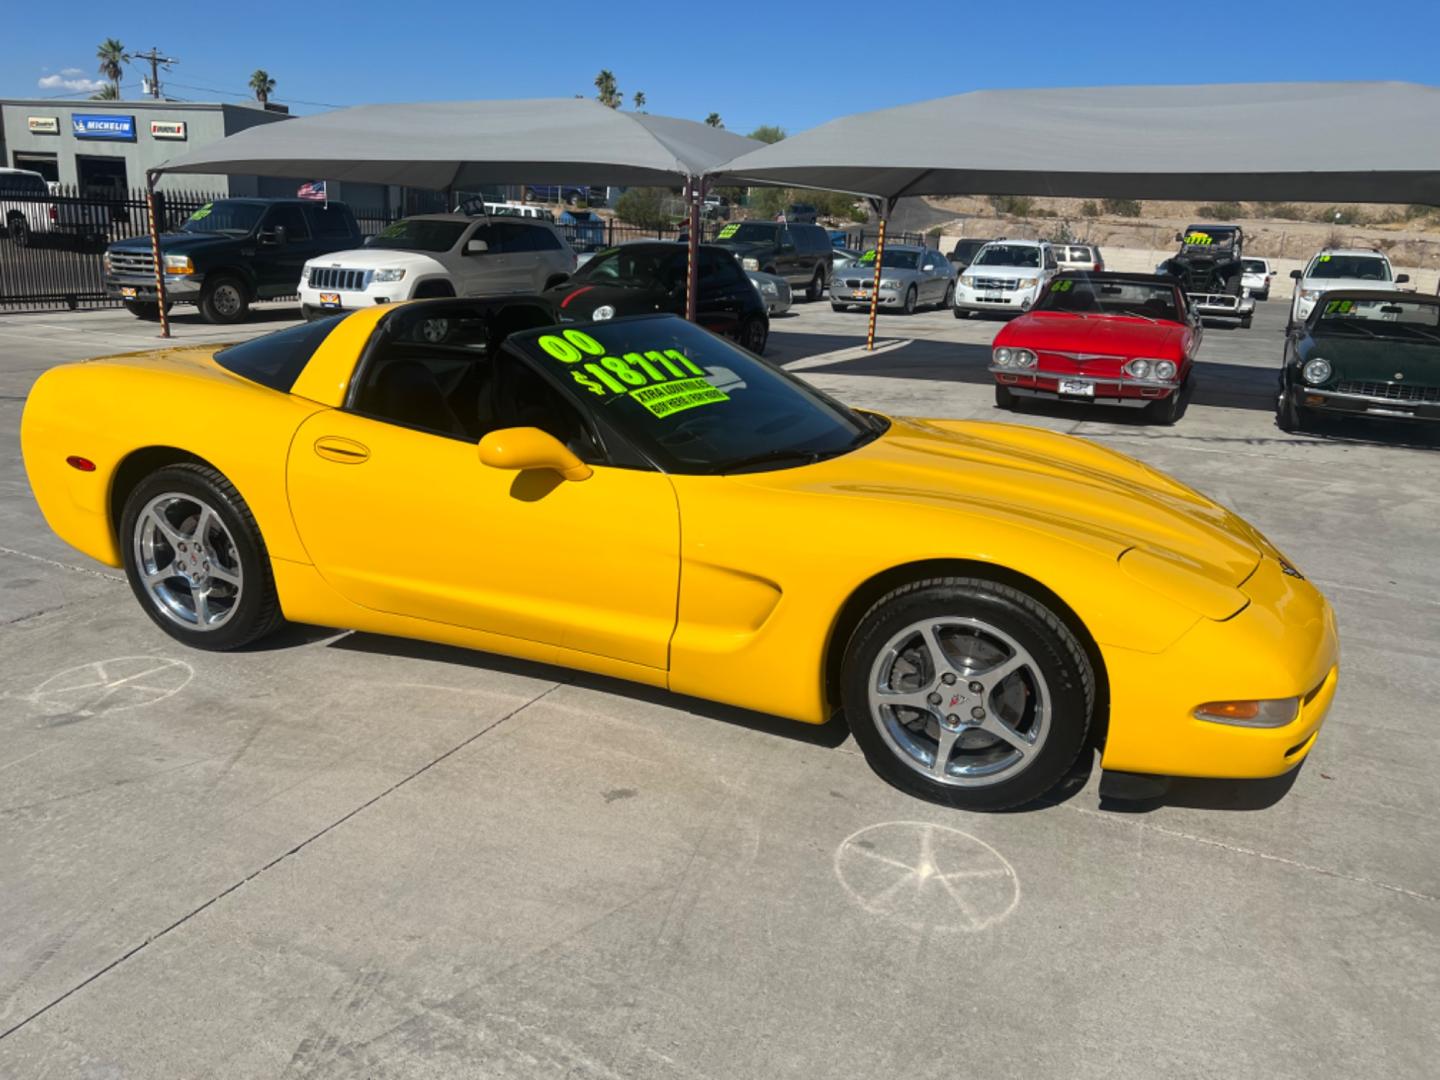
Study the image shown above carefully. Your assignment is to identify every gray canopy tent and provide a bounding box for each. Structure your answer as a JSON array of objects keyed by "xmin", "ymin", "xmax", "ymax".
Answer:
[
  {"xmin": 714, "ymin": 81, "xmax": 1440, "ymax": 347},
  {"xmin": 143, "ymin": 98, "xmax": 761, "ymax": 336}
]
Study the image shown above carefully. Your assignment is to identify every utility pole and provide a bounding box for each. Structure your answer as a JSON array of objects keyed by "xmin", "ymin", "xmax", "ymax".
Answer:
[{"xmin": 130, "ymin": 47, "xmax": 178, "ymax": 100}]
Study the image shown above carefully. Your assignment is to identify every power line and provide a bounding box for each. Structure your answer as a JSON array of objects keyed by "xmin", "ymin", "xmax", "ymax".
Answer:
[
  {"xmin": 33, "ymin": 81, "xmax": 143, "ymax": 101},
  {"xmin": 164, "ymin": 79, "xmax": 348, "ymax": 110},
  {"xmin": 128, "ymin": 46, "xmax": 179, "ymax": 99}
]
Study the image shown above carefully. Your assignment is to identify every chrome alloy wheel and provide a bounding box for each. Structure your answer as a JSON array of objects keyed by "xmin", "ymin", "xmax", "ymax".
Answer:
[
  {"xmin": 868, "ymin": 617, "xmax": 1050, "ymax": 787},
  {"xmin": 133, "ymin": 493, "xmax": 243, "ymax": 631}
]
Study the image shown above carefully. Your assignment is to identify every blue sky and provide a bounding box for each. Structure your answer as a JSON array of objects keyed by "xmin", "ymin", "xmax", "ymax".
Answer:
[{"xmin": 5, "ymin": 0, "xmax": 1438, "ymax": 136}]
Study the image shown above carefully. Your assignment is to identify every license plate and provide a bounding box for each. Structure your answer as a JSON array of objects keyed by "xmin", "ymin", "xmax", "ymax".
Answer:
[
  {"xmin": 319, "ymin": 292, "xmax": 341, "ymax": 308},
  {"xmin": 1059, "ymin": 380, "xmax": 1095, "ymax": 397},
  {"xmin": 854, "ymin": 291, "xmax": 870, "ymax": 300},
  {"xmin": 120, "ymin": 286, "xmax": 138, "ymax": 299},
  {"xmin": 981, "ymin": 293, "xmax": 1003, "ymax": 303}
]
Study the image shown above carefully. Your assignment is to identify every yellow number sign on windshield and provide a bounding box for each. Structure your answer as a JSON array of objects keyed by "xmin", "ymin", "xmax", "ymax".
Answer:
[
  {"xmin": 717, "ymin": 224, "xmax": 740, "ymax": 239},
  {"xmin": 535, "ymin": 329, "xmax": 729, "ymax": 419},
  {"xmin": 1184, "ymin": 232, "xmax": 1213, "ymax": 246}
]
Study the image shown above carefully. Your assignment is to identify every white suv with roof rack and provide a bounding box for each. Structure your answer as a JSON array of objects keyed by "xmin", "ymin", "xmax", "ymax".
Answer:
[
  {"xmin": 953, "ymin": 238, "xmax": 1057, "ymax": 318},
  {"xmin": 298, "ymin": 213, "xmax": 575, "ymax": 320},
  {"xmin": 1289, "ymin": 248, "xmax": 1408, "ymax": 325}
]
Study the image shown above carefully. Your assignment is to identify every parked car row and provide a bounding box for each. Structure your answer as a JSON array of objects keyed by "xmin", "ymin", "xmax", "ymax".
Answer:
[{"xmin": 1, "ymin": 166, "xmax": 110, "ymax": 245}]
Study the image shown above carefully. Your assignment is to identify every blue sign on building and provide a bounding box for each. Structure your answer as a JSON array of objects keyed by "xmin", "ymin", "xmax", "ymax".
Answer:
[{"xmin": 70, "ymin": 114, "xmax": 136, "ymax": 140}]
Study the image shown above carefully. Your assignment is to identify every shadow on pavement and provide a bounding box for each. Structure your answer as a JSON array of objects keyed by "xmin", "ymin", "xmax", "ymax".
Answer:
[
  {"xmin": 326, "ymin": 630, "xmax": 854, "ymax": 750},
  {"xmin": 1100, "ymin": 763, "xmax": 1304, "ymax": 814}
]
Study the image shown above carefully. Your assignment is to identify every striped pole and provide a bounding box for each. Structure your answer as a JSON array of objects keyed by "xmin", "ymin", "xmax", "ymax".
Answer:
[
  {"xmin": 145, "ymin": 172, "xmax": 171, "ymax": 339},
  {"xmin": 865, "ymin": 214, "xmax": 887, "ymax": 351},
  {"xmin": 685, "ymin": 175, "xmax": 701, "ymax": 322}
]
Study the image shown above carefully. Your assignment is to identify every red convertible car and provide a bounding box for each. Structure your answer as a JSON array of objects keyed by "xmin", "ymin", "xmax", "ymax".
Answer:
[{"xmin": 990, "ymin": 272, "xmax": 1201, "ymax": 424}]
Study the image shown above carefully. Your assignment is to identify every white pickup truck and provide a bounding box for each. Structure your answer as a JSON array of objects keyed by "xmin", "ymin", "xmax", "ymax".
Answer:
[
  {"xmin": 0, "ymin": 168, "xmax": 109, "ymax": 245},
  {"xmin": 298, "ymin": 213, "xmax": 575, "ymax": 319}
]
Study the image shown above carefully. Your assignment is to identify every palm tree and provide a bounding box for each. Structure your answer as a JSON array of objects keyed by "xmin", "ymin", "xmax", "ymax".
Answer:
[
  {"xmin": 632, "ymin": 91, "xmax": 646, "ymax": 112},
  {"xmin": 594, "ymin": 70, "xmax": 620, "ymax": 109},
  {"xmin": 705, "ymin": 113, "xmax": 724, "ymax": 129},
  {"xmin": 96, "ymin": 38, "xmax": 127, "ymax": 99},
  {"xmin": 90, "ymin": 84, "xmax": 120, "ymax": 101},
  {"xmin": 249, "ymin": 70, "xmax": 276, "ymax": 108}
]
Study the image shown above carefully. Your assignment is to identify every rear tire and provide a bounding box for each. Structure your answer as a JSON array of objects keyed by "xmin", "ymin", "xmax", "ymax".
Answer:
[
  {"xmin": 12, "ymin": 217, "xmax": 32, "ymax": 247},
  {"xmin": 199, "ymin": 274, "xmax": 249, "ymax": 324},
  {"xmin": 119, "ymin": 463, "xmax": 284, "ymax": 651},
  {"xmin": 806, "ymin": 268, "xmax": 825, "ymax": 302},
  {"xmin": 954, "ymin": 307, "xmax": 971, "ymax": 320},
  {"xmin": 841, "ymin": 577, "xmax": 1094, "ymax": 811},
  {"xmin": 941, "ymin": 280, "xmax": 955, "ymax": 310},
  {"xmin": 123, "ymin": 300, "xmax": 165, "ymax": 321}
]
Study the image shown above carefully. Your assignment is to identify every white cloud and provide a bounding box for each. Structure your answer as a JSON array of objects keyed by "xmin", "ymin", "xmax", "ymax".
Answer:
[{"xmin": 38, "ymin": 71, "xmax": 108, "ymax": 93}]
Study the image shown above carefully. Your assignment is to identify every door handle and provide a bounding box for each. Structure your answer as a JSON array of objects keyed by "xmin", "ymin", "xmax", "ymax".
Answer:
[{"xmin": 313, "ymin": 436, "xmax": 370, "ymax": 464}]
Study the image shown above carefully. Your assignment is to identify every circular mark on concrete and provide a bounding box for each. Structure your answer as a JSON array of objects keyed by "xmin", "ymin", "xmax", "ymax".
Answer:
[
  {"xmin": 834, "ymin": 821, "xmax": 1019, "ymax": 933},
  {"xmin": 25, "ymin": 657, "xmax": 194, "ymax": 718}
]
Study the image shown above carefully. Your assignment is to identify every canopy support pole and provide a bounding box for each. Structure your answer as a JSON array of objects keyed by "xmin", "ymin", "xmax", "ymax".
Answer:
[
  {"xmin": 685, "ymin": 175, "xmax": 704, "ymax": 322},
  {"xmin": 145, "ymin": 171, "xmax": 171, "ymax": 340},
  {"xmin": 864, "ymin": 196, "xmax": 895, "ymax": 351}
]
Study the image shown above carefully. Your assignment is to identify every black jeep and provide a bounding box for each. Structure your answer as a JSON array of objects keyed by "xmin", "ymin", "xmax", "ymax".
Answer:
[{"xmin": 1157, "ymin": 224, "xmax": 1254, "ymax": 327}]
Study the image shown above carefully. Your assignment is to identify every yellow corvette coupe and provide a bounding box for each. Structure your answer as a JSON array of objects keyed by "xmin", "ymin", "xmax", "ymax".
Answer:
[{"xmin": 21, "ymin": 300, "xmax": 1338, "ymax": 810}]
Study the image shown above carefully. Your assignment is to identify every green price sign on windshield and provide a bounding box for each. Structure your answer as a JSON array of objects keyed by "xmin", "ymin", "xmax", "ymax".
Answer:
[
  {"xmin": 535, "ymin": 329, "xmax": 729, "ymax": 419},
  {"xmin": 717, "ymin": 224, "xmax": 740, "ymax": 239},
  {"xmin": 188, "ymin": 203, "xmax": 213, "ymax": 223}
]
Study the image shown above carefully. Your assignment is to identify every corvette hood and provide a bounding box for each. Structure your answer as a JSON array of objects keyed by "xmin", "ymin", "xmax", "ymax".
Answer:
[
  {"xmin": 733, "ymin": 416, "xmax": 1262, "ymax": 586},
  {"xmin": 1002, "ymin": 313, "xmax": 1183, "ymax": 355}
]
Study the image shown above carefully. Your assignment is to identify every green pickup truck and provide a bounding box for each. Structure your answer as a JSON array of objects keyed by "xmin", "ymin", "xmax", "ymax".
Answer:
[{"xmin": 103, "ymin": 197, "xmax": 363, "ymax": 323}]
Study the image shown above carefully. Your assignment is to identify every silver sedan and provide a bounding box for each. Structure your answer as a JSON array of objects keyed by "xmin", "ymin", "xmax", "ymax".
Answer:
[
  {"xmin": 830, "ymin": 245, "xmax": 956, "ymax": 314},
  {"xmin": 747, "ymin": 269, "xmax": 792, "ymax": 315}
]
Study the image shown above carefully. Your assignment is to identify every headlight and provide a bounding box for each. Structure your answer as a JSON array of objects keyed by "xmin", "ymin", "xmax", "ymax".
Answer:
[
  {"xmin": 993, "ymin": 347, "xmax": 1036, "ymax": 368},
  {"xmin": 742, "ymin": 257, "xmax": 759, "ymax": 270},
  {"xmin": 759, "ymin": 282, "xmax": 778, "ymax": 296},
  {"xmin": 960, "ymin": 273, "xmax": 975, "ymax": 285},
  {"xmin": 880, "ymin": 278, "xmax": 899, "ymax": 290},
  {"xmin": 593, "ymin": 305, "xmax": 616, "ymax": 321},
  {"xmin": 1153, "ymin": 359, "xmax": 1178, "ymax": 381},
  {"xmin": 373, "ymin": 268, "xmax": 406, "ymax": 283},
  {"xmin": 1194, "ymin": 698, "xmax": 1300, "ymax": 728},
  {"xmin": 301, "ymin": 265, "xmax": 311, "ymax": 285},
  {"xmin": 162, "ymin": 254, "xmax": 194, "ymax": 275},
  {"xmin": 1298, "ymin": 288, "xmax": 1322, "ymax": 302},
  {"xmin": 1302, "ymin": 357, "xmax": 1332, "ymax": 384},
  {"xmin": 1016, "ymin": 277, "xmax": 1039, "ymax": 289},
  {"xmin": 1125, "ymin": 358, "xmax": 1152, "ymax": 379}
]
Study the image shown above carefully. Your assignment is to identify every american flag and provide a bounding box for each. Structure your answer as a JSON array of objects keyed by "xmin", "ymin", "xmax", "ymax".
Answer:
[{"xmin": 297, "ymin": 181, "xmax": 327, "ymax": 201}]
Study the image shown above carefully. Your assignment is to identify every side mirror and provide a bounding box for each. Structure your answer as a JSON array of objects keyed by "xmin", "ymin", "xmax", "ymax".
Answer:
[
  {"xmin": 1174, "ymin": 232, "xmax": 1184, "ymax": 243},
  {"xmin": 478, "ymin": 427, "xmax": 591, "ymax": 482},
  {"xmin": 465, "ymin": 238, "xmax": 489, "ymax": 255},
  {"xmin": 1290, "ymin": 269, "xmax": 1302, "ymax": 280},
  {"xmin": 1396, "ymin": 273, "xmax": 1410, "ymax": 284},
  {"xmin": 363, "ymin": 235, "xmax": 374, "ymax": 246}
]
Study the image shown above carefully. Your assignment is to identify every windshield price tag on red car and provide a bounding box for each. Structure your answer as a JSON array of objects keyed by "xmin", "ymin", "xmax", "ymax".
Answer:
[{"xmin": 535, "ymin": 329, "xmax": 729, "ymax": 419}]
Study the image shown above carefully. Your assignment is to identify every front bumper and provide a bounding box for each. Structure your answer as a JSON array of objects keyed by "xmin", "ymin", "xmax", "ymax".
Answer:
[
  {"xmin": 831, "ymin": 283, "xmax": 906, "ymax": 307},
  {"xmin": 1297, "ymin": 385, "xmax": 1440, "ymax": 422},
  {"xmin": 1192, "ymin": 292, "xmax": 1255, "ymax": 319},
  {"xmin": 104, "ymin": 272, "xmax": 201, "ymax": 302},
  {"xmin": 992, "ymin": 369, "xmax": 1179, "ymax": 406},
  {"xmin": 297, "ymin": 284, "xmax": 396, "ymax": 314},
  {"xmin": 1100, "ymin": 556, "xmax": 1339, "ymax": 779},
  {"xmin": 954, "ymin": 283, "xmax": 1041, "ymax": 312}
]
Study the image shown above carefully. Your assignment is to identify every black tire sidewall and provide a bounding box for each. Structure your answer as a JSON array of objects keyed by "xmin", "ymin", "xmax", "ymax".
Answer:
[
  {"xmin": 904, "ymin": 285, "xmax": 917, "ymax": 313},
  {"xmin": 201, "ymin": 275, "xmax": 249, "ymax": 324},
  {"xmin": 119, "ymin": 465, "xmax": 279, "ymax": 650},
  {"xmin": 808, "ymin": 268, "xmax": 824, "ymax": 301},
  {"xmin": 841, "ymin": 579, "xmax": 1093, "ymax": 811}
]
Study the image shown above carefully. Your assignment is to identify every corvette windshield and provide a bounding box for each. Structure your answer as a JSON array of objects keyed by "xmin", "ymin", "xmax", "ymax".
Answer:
[
  {"xmin": 368, "ymin": 219, "xmax": 467, "ymax": 253},
  {"xmin": 973, "ymin": 245, "xmax": 1040, "ymax": 268},
  {"xmin": 572, "ymin": 246, "xmax": 685, "ymax": 289},
  {"xmin": 181, "ymin": 201, "xmax": 264, "ymax": 236},
  {"xmin": 1312, "ymin": 297, "xmax": 1440, "ymax": 341},
  {"xmin": 509, "ymin": 316, "xmax": 882, "ymax": 474},
  {"xmin": 1036, "ymin": 277, "xmax": 1181, "ymax": 322}
]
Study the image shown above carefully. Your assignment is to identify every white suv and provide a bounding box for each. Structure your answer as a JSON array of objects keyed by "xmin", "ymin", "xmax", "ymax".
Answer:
[
  {"xmin": 954, "ymin": 239, "xmax": 1057, "ymax": 317},
  {"xmin": 1289, "ymin": 248, "xmax": 1408, "ymax": 324},
  {"xmin": 299, "ymin": 213, "xmax": 575, "ymax": 319}
]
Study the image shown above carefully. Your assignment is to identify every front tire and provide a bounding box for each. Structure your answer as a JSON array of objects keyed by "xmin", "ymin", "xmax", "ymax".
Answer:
[
  {"xmin": 739, "ymin": 315, "xmax": 768, "ymax": 355},
  {"xmin": 199, "ymin": 274, "xmax": 250, "ymax": 324},
  {"xmin": 841, "ymin": 577, "xmax": 1094, "ymax": 811},
  {"xmin": 1148, "ymin": 376, "xmax": 1190, "ymax": 425},
  {"xmin": 120, "ymin": 464, "xmax": 284, "ymax": 650},
  {"xmin": 903, "ymin": 284, "xmax": 918, "ymax": 314},
  {"xmin": 954, "ymin": 306, "xmax": 971, "ymax": 320},
  {"xmin": 1276, "ymin": 387, "xmax": 1306, "ymax": 433},
  {"xmin": 806, "ymin": 268, "xmax": 825, "ymax": 302},
  {"xmin": 994, "ymin": 384, "xmax": 1016, "ymax": 410},
  {"xmin": 941, "ymin": 280, "xmax": 955, "ymax": 309}
]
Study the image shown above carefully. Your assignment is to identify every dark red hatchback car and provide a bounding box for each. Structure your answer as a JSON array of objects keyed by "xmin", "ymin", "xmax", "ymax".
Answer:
[{"xmin": 990, "ymin": 273, "xmax": 1201, "ymax": 424}]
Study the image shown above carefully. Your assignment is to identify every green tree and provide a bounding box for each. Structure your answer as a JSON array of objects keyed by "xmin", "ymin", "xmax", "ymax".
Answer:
[
  {"xmin": 1101, "ymin": 197, "xmax": 1142, "ymax": 217},
  {"xmin": 89, "ymin": 84, "xmax": 120, "ymax": 101},
  {"xmin": 594, "ymin": 70, "xmax": 621, "ymax": 108},
  {"xmin": 747, "ymin": 124, "xmax": 786, "ymax": 144},
  {"xmin": 614, "ymin": 187, "xmax": 674, "ymax": 229},
  {"xmin": 249, "ymin": 69, "xmax": 276, "ymax": 108},
  {"xmin": 705, "ymin": 112, "xmax": 723, "ymax": 129},
  {"xmin": 96, "ymin": 38, "xmax": 127, "ymax": 99},
  {"xmin": 632, "ymin": 90, "xmax": 646, "ymax": 112}
]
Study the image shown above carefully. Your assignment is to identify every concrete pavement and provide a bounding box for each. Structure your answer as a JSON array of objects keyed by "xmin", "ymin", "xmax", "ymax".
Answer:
[{"xmin": 1, "ymin": 297, "xmax": 1437, "ymax": 1078}]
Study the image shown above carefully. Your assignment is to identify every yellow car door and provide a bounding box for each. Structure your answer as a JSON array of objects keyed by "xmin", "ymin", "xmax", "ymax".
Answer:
[{"xmin": 285, "ymin": 329, "xmax": 680, "ymax": 671}]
